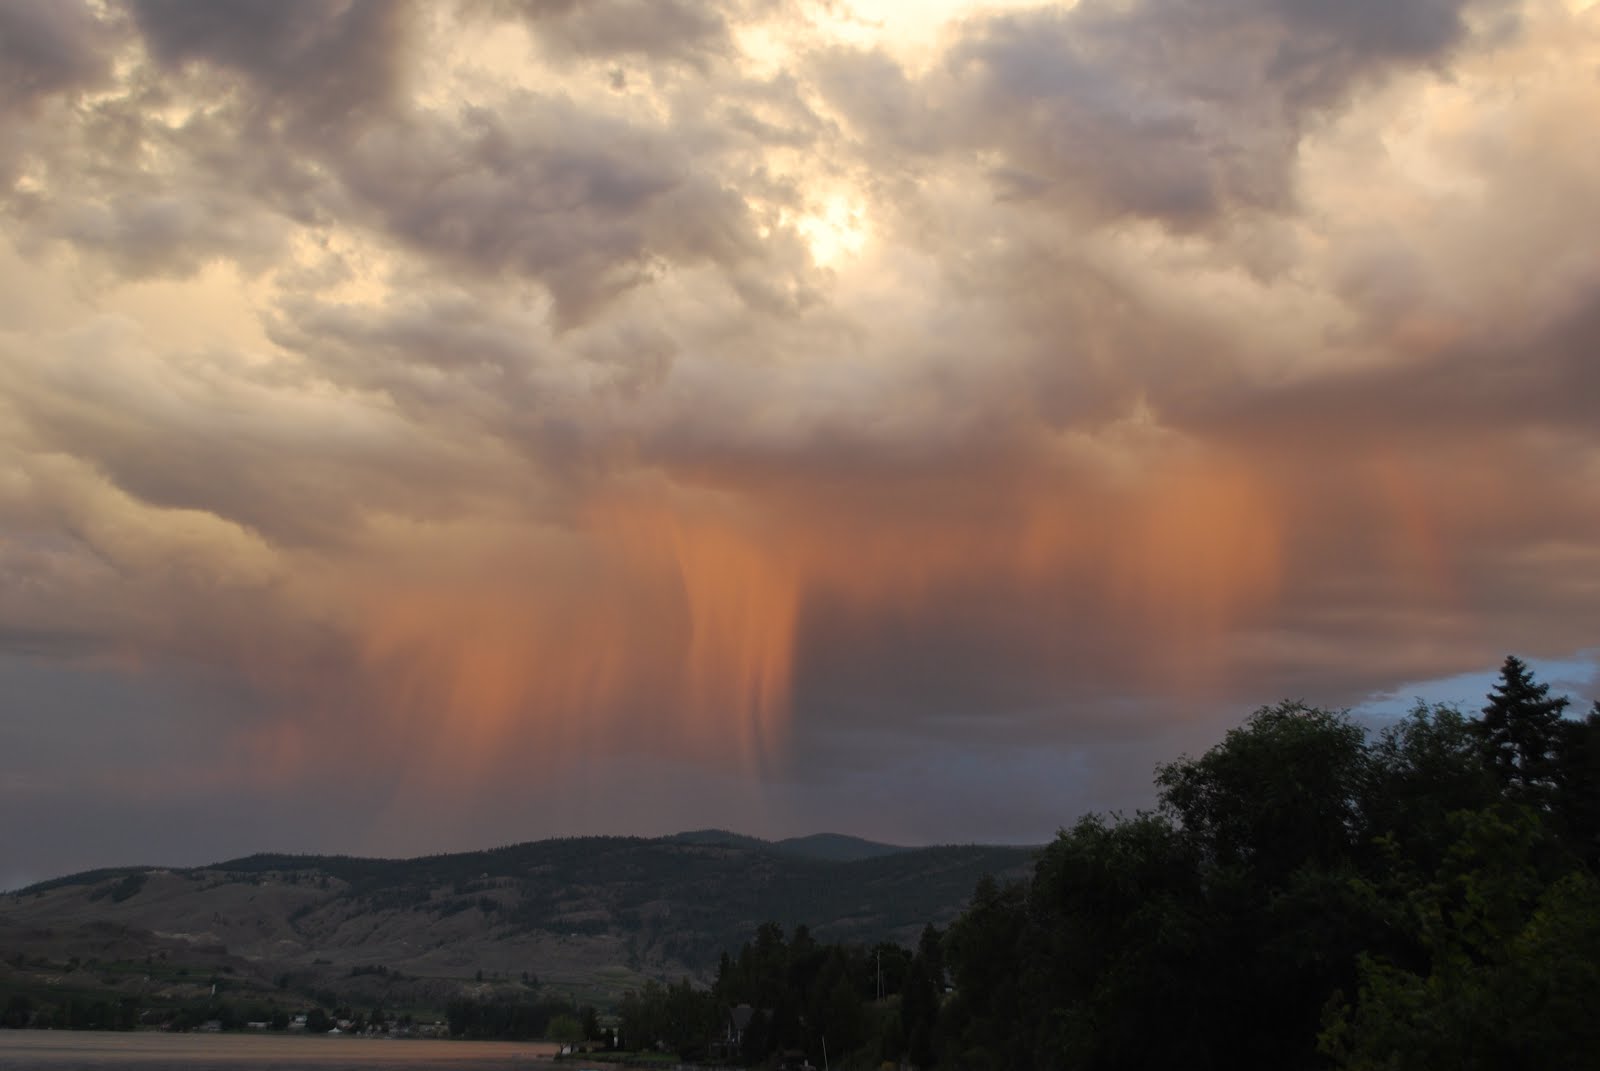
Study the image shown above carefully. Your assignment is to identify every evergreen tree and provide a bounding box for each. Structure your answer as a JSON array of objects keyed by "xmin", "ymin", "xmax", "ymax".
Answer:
[
  {"xmin": 1553, "ymin": 703, "xmax": 1600, "ymax": 866},
  {"xmin": 1478, "ymin": 655, "xmax": 1569, "ymax": 803},
  {"xmin": 900, "ymin": 946, "xmax": 941, "ymax": 1067},
  {"xmin": 916, "ymin": 923, "xmax": 945, "ymax": 991}
]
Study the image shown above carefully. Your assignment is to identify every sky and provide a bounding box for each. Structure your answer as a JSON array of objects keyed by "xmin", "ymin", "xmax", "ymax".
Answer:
[{"xmin": 3, "ymin": 0, "xmax": 1600, "ymax": 891}]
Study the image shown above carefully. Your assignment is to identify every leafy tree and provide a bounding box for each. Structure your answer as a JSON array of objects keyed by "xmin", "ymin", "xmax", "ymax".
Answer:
[
  {"xmin": 1148, "ymin": 703, "xmax": 1381, "ymax": 1067},
  {"xmin": 1366, "ymin": 702, "xmax": 1498, "ymax": 867},
  {"xmin": 1156, "ymin": 701, "xmax": 1370, "ymax": 879},
  {"xmin": 1322, "ymin": 811, "xmax": 1600, "ymax": 1070},
  {"xmin": 547, "ymin": 1013, "xmax": 584, "ymax": 1045},
  {"xmin": 942, "ymin": 876, "xmax": 1028, "ymax": 1069},
  {"xmin": 664, "ymin": 977, "xmax": 718, "ymax": 1059},
  {"xmin": 1027, "ymin": 812, "xmax": 1209, "ymax": 1070},
  {"xmin": 2, "ymin": 995, "xmax": 33, "ymax": 1028}
]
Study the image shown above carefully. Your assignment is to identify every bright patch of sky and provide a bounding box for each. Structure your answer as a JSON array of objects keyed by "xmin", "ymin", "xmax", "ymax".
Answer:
[{"xmin": 1357, "ymin": 650, "xmax": 1600, "ymax": 721}]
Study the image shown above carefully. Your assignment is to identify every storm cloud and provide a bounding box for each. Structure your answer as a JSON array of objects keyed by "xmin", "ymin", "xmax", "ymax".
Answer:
[{"xmin": 2, "ymin": 0, "xmax": 1598, "ymax": 886}]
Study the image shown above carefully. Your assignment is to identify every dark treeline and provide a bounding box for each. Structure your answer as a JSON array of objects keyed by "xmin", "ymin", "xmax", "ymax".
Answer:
[
  {"xmin": 0, "ymin": 991, "xmax": 393, "ymax": 1034},
  {"xmin": 611, "ymin": 923, "xmax": 939, "ymax": 1064},
  {"xmin": 932, "ymin": 656, "xmax": 1599, "ymax": 1070},
  {"xmin": 617, "ymin": 656, "xmax": 1600, "ymax": 1069},
  {"xmin": 606, "ymin": 926, "xmax": 919, "ymax": 1065},
  {"xmin": 445, "ymin": 993, "xmax": 593, "ymax": 1042}
]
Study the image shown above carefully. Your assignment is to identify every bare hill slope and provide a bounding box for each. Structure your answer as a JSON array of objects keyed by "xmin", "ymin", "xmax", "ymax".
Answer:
[{"xmin": 2, "ymin": 832, "xmax": 1035, "ymax": 1012}]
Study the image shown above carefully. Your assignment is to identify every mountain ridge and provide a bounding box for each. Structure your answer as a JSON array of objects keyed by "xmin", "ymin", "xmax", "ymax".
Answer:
[
  {"xmin": 1, "ymin": 830, "xmax": 1038, "ymax": 1015},
  {"xmin": 14, "ymin": 829, "xmax": 995, "ymax": 894}
]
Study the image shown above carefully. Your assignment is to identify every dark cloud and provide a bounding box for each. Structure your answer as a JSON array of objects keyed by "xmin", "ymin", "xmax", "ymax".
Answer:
[
  {"xmin": 819, "ymin": 0, "xmax": 1518, "ymax": 228},
  {"xmin": 127, "ymin": 0, "xmax": 413, "ymax": 130},
  {"xmin": 488, "ymin": 0, "xmax": 735, "ymax": 67},
  {"xmin": 49, "ymin": 189, "xmax": 286, "ymax": 279},
  {"xmin": 0, "ymin": 0, "xmax": 117, "ymax": 187},
  {"xmin": 793, "ymin": 578, "xmax": 1137, "ymax": 744},
  {"xmin": 1267, "ymin": 0, "xmax": 1506, "ymax": 105},
  {"xmin": 6, "ymin": 0, "xmax": 809, "ymax": 323},
  {"xmin": 1, "ymin": 26, "xmax": 325, "ymax": 277},
  {"xmin": 1175, "ymin": 285, "xmax": 1600, "ymax": 445},
  {"xmin": 0, "ymin": 81, "xmax": 308, "ymax": 280},
  {"xmin": 332, "ymin": 101, "xmax": 769, "ymax": 325},
  {"xmin": 0, "ymin": 319, "xmax": 487, "ymax": 552},
  {"xmin": 264, "ymin": 289, "xmax": 613, "ymax": 474},
  {"xmin": 0, "ymin": 0, "xmax": 113, "ymax": 114},
  {"xmin": 947, "ymin": 12, "xmax": 1236, "ymax": 224}
]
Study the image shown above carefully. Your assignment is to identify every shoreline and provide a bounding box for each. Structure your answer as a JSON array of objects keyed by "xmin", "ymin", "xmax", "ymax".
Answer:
[{"xmin": 0, "ymin": 1031, "xmax": 563, "ymax": 1069}]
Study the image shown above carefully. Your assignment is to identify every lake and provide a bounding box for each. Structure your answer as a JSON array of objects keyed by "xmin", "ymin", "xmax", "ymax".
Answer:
[{"xmin": 0, "ymin": 1032, "xmax": 562, "ymax": 1069}]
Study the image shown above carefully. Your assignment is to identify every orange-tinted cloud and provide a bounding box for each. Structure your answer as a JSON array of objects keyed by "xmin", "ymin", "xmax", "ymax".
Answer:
[{"xmin": 3, "ymin": 0, "xmax": 1600, "ymax": 882}]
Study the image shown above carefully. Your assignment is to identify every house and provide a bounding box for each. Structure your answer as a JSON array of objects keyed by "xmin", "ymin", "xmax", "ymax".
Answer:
[{"xmin": 710, "ymin": 1003, "xmax": 758, "ymax": 1059}]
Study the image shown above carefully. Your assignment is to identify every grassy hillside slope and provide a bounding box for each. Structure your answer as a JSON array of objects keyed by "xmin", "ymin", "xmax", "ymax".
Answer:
[{"xmin": 1, "ymin": 832, "xmax": 1035, "ymax": 1016}]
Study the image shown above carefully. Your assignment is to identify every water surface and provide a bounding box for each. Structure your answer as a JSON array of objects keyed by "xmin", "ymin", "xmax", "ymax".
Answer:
[{"xmin": 0, "ymin": 1032, "xmax": 561, "ymax": 1069}]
